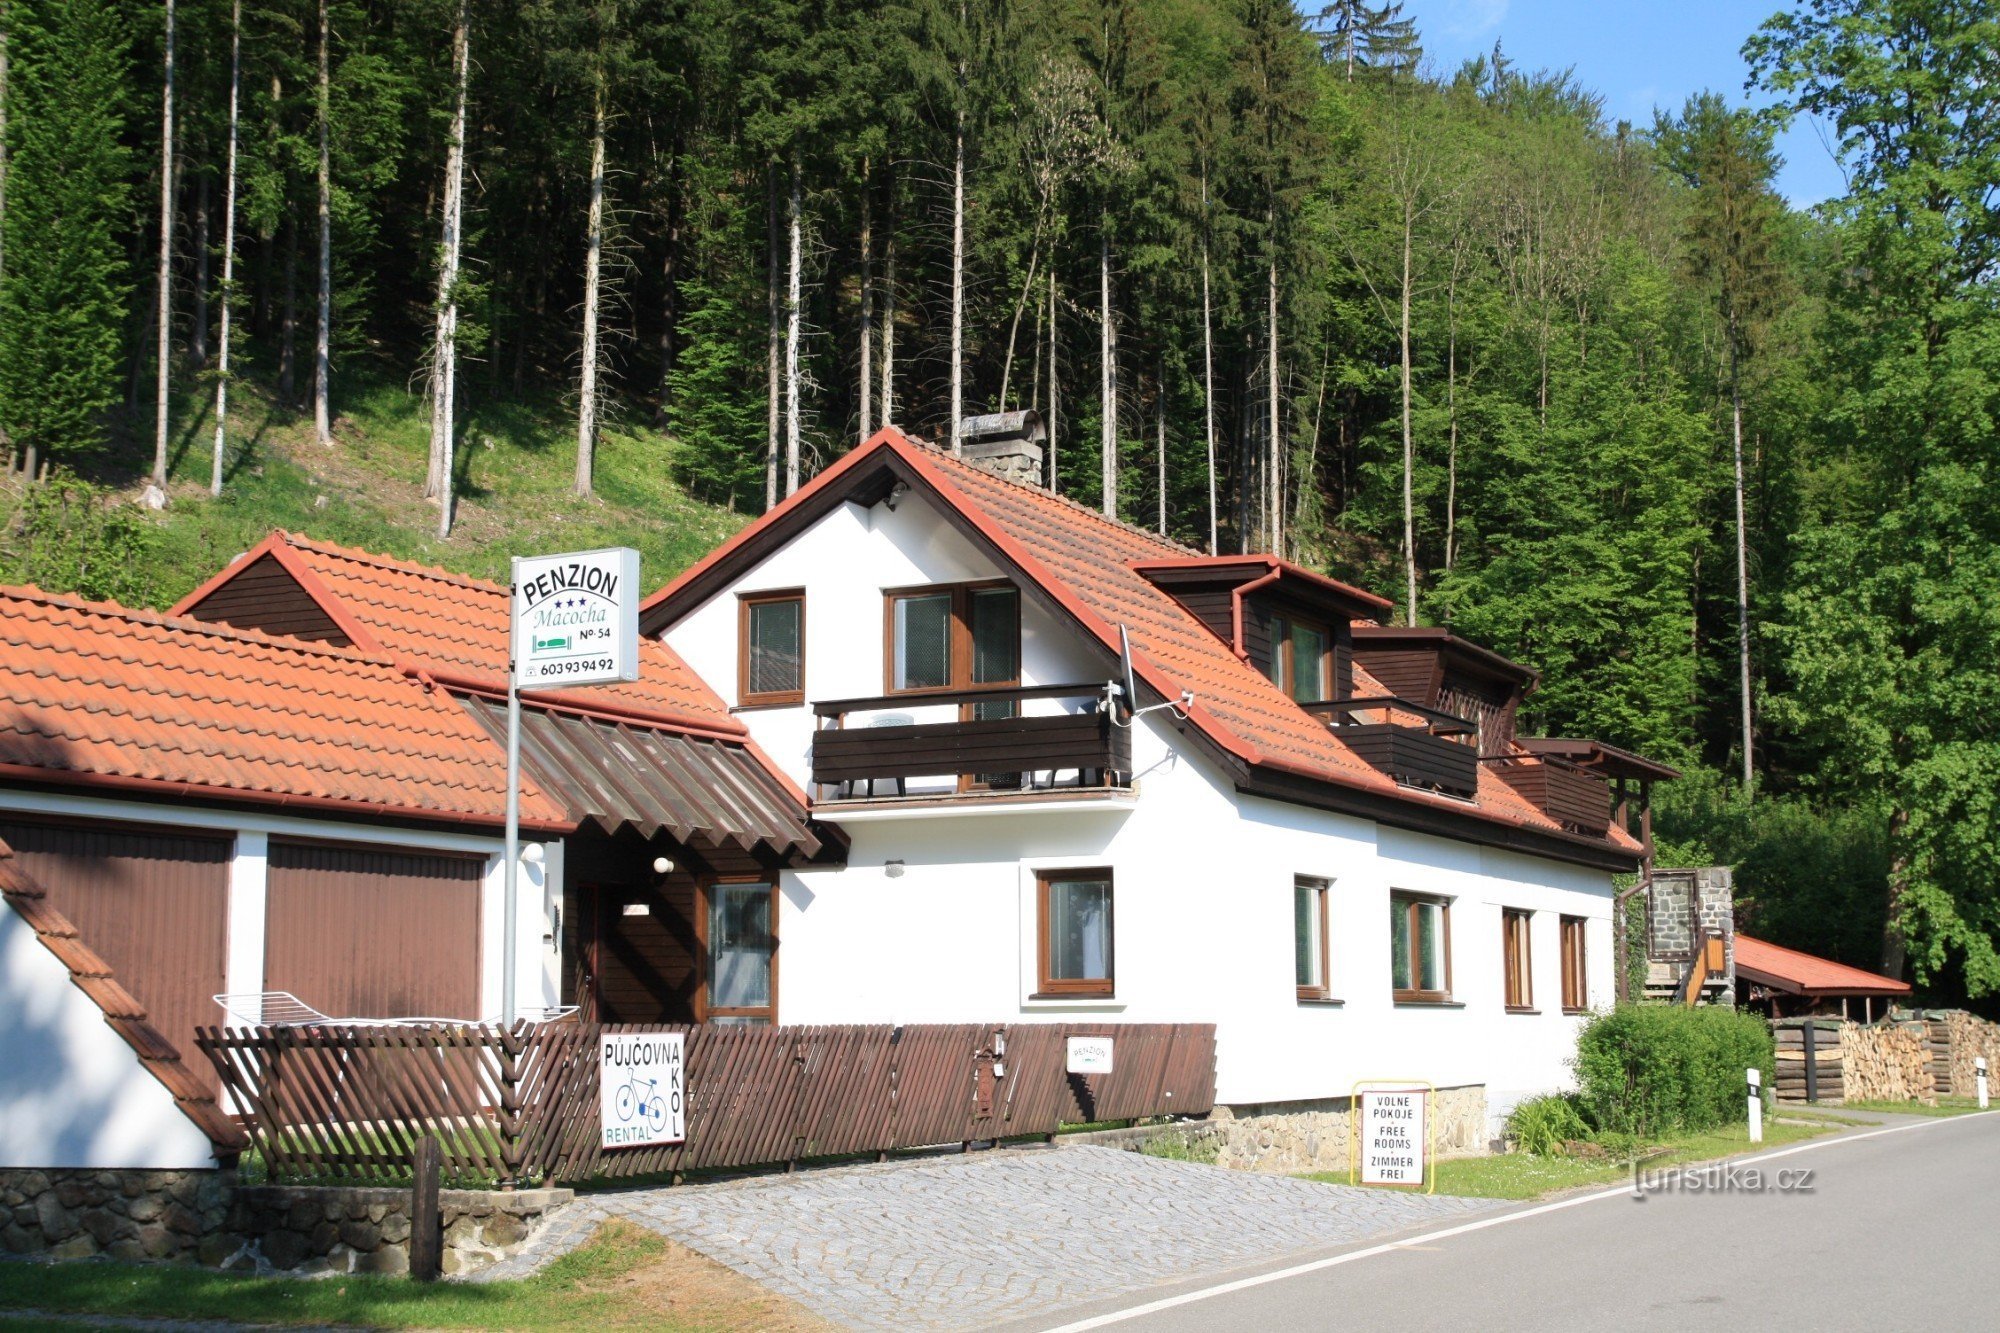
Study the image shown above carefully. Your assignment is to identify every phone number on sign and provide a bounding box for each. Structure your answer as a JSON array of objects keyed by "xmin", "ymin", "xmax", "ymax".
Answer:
[{"xmin": 525, "ymin": 656, "xmax": 617, "ymax": 679}]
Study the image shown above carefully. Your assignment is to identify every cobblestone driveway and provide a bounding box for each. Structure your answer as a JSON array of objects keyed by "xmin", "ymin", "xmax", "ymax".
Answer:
[{"xmin": 477, "ymin": 1145, "xmax": 1496, "ymax": 1330}]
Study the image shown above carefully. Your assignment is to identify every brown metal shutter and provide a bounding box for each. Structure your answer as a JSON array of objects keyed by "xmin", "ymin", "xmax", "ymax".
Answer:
[
  {"xmin": 0, "ymin": 816, "xmax": 231, "ymax": 1090},
  {"xmin": 264, "ymin": 839, "xmax": 485, "ymax": 1021}
]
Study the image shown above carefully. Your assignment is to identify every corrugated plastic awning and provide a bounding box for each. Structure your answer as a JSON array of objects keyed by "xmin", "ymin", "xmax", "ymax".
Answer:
[{"xmin": 459, "ymin": 696, "xmax": 821, "ymax": 862}]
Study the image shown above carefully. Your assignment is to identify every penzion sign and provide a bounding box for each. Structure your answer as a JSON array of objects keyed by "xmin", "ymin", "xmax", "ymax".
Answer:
[{"xmin": 510, "ymin": 547, "xmax": 641, "ymax": 688}]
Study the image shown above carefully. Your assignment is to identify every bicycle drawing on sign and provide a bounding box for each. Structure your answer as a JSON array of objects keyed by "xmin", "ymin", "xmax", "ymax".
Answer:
[{"xmin": 614, "ymin": 1070, "xmax": 670, "ymax": 1135}]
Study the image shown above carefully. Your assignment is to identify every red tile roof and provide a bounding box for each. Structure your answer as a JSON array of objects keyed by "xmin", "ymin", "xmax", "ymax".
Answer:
[
  {"xmin": 174, "ymin": 533, "xmax": 744, "ymax": 738},
  {"xmin": 0, "ymin": 837, "xmax": 247, "ymax": 1153},
  {"xmin": 1734, "ymin": 933, "xmax": 1912, "ymax": 996},
  {"xmin": 0, "ymin": 585, "xmax": 569, "ymax": 829},
  {"xmin": 647, "ymin": 429, "xmax": 1647, "ymax": 859}
]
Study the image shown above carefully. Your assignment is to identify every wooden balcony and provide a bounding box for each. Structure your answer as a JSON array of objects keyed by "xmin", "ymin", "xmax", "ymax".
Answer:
[
  {"xmin": 1306, "ymin": 697, "xmax": 1480, "ymax": 798},
  {"xmin": 810, "ymin": 684, "xmax": 1131, "ymax": 805},
  {"xmin": 1489, "ymin": 754, "xmax": 1611, "ymax": 834}
]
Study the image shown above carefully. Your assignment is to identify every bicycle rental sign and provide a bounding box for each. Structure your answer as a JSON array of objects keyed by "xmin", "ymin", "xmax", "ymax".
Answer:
[{"xmin": 600, "ymin": 1033, "xmax": 687, "ymax": 1148}]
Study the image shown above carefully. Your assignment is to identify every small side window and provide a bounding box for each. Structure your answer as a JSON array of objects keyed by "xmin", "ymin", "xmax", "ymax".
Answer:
[
  {"xmin": 739, "ymin": 591, "xmax": 805, "ymax": 706},
  {"xmin": 1295, "ymin": 876, "xmax": 1332, "ymax": 1001},
  {"xmin": 1503, "ymin": 908, "xmax": 1534, "ymax": 1011},
  {"xmin": 1560, "ymin": 915, "xmax": 1589, "ymax": 1013}
]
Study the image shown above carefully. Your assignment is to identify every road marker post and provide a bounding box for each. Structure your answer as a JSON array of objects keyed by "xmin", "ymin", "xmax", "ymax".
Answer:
[
  {"xmin": 1978, "ymin": 1057, "xmax": 1989, "ymax": 1110},
  {"xmin": 1748, "ymin": 1067, "xmax": 1763, "ymax": 1143}
]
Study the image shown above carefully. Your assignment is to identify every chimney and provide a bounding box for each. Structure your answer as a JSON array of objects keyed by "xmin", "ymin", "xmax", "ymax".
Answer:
[{"xmin": 959, "ymin": 410, "xmax": 1047, "ymax": 486}]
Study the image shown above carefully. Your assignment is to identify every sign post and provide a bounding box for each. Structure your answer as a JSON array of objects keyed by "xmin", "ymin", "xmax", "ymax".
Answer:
[
  {"xmin": 1350, "ymin": 1081, "xmax": 1434, "ymax": 1192},
  {"xmin": 504, "ymin": 548, "xmax": 640, "ymax": 1023}
]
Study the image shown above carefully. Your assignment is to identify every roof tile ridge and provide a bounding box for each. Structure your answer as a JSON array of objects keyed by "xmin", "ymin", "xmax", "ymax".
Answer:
[
  {"xmin": 280, "ymin": 530, "xmax": 508, "ymax": 597},
  {"xmin": 0, "ymin": 584, "xmax": 401, "ymax": 666},
  {"xmin": 910, "ymin": 437, "xmax": 1206, "ymax": 558}
]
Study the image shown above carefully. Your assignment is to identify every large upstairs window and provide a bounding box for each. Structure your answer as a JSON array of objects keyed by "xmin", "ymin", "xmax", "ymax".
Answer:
[{"xmin": 887, "ymin": 582, "xmax": 1020, "ymax": 702}]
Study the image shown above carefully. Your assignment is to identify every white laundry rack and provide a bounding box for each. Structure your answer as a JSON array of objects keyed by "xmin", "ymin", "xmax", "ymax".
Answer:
[{"xmin": 211, "ymin": 991, "xmax": 578, "ymax": 1028}]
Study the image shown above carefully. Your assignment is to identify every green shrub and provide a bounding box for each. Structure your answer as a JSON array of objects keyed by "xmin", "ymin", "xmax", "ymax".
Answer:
[
  {"xmin": 1507, "ymin": 1094, "xmax": 1588, "ymax": 1156},
  {"xmin": 1573, "ymin": 1004, "xmax": 1774, "ymax": 1137}
]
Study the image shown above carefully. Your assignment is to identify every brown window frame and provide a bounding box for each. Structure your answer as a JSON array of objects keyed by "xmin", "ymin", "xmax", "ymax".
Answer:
[
  {"xmin": 1268, "ymin": 611, "xmax": 1335, "ymax": 704},
  {"xmin": 1560, "ymin": 914, "xmax": 1589, "ymax": 1013},
  {"xmin": 881, "ymin": 580, "xmax": 1020, "ymax": 699},
  {"xmin": 1036, "ymin": 867, "xmax": 1115, "ymax": 998},
  {"xmin": 1295, "ymin": 876, "xmax": 1333, "ymax": 1001},
  {"xmin": 1502, "ymin": 908, "xmax": 1535, "ymax": 1012},
  {"xmin": 737, "ymin": 589, "xmax": 806, "ymax": 708},
  {"xmin": 696, "ymin": 878, "xmax": 779, "ymax": 1025},
  {"xmin": 1390, "ymin": 891, "xmax": 1453, "ymax": 1004}
]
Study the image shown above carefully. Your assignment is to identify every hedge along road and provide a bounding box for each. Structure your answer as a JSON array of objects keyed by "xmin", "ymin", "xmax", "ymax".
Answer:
[{"xmin": 1026, "ymin": 1111, "xmax": 2000, "ymax": 1333}]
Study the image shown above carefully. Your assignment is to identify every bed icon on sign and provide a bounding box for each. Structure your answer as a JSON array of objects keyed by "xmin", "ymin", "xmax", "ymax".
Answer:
[{"xmin": 533, "ymin": 634, "xmax": 571, "ymax": 653}]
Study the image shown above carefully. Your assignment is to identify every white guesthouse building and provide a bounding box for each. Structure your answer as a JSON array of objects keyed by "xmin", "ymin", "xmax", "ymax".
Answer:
[
  {"xmin": 644, "ymin": 422, "xmax": 1675, "ymax": 1141},
  {"xmin": 0, "ymin": 420, "xmax": 1672, "ymax": 1173}
]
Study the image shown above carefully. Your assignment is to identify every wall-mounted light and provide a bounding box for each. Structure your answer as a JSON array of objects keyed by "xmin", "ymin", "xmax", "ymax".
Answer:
[
  {"xmin": 885, "ymin": 481, "xmax": 910, "ymax": 511},
  {"xmin": 885, "ymin": 858, "xmax": 905, "ymax": 878},
  {"xmin": 520, "ymin": 843, "xmax": 545, "ymax": 866},
  {"xmin": 653, "ymin": 856, "xmax": 675, "ymax": 875}
]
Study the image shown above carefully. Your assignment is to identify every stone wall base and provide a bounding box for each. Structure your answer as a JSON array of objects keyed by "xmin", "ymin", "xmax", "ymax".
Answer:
[
  {"xmin": 0, "ymin": 1169, "xmax": 570, "ymax": 1277},
  {"xmin": 1202, "ymin": 1085, "xmax": 1489, "ymax": 1175}
]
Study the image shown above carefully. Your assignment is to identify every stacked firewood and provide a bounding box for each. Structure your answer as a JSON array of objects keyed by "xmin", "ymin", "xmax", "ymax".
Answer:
[
  {"xmin": 1773, "ymin": 1019, "xmax": 1845, "ymax": 1104},
  {"xmin": 1940, "ymin": 1010, "xmax": 2000, "ymax": 1098},
  {"xmin": 1839, "ymin": 1020, "xmax": 1935, "ymax": 1104}
]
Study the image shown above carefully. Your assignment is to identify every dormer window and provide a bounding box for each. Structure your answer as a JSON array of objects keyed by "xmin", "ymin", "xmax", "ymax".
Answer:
[{"xmin": 1268, "ymin": 613, "xmax": 1334, "ymax": 705}]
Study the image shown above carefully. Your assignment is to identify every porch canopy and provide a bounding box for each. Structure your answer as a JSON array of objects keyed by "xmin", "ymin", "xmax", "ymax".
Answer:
[
  {"xmin": 1734, "ymin": 933, "xmax": 1911, "ymax": 1000},
  {"xmin": 460, "ymin": 696, "xmax": 822, "ymax": 864}
]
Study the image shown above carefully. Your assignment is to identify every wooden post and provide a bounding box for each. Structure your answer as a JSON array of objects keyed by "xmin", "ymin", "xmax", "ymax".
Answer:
[{"xmin": 410, "ymin": 1135, "xmax": 442, "ymax": 1282}]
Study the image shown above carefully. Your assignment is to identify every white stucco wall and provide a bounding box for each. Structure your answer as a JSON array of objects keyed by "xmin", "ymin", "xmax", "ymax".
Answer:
[
  {"xmin": 663, "ymin": 485, "xmax": 1621, "ymax": 1123},
  {"xmin": 0, "ymin": 906, "xmax": 217, "ymax": 1169}
]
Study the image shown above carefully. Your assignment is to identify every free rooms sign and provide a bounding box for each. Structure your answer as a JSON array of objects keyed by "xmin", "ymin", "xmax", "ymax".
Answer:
[
  {"xmin": 511, "ymin": 547, "xmax": 641, "ymax": 688},
  {"xmin": 1357, "ymin": 1088, "xmax": 1428, "ymax": 1187},
  {"xmin": 600, "ymin": 1032, "xmax": 686, "ymax": 1149}
]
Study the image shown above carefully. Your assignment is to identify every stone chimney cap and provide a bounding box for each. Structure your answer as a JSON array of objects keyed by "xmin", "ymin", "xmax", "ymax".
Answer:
[{"xmin": 959, "ymin": 409, "xmax": 1046, "ymax": 445}]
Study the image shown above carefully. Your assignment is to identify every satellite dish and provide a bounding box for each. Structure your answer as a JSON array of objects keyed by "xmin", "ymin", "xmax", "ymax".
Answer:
[{"xmin": 1118, "ymin": 624, "xmax": 1139, "ymax": 721}]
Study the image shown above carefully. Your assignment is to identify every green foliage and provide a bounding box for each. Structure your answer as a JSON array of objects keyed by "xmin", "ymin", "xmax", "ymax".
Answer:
[
  {"xmin": 0, "ymin": 0, "xmax": 134, "ymax": 460},
  {"xmin": 1655, "ymin": 767, "xmax": 1891, "ymax": 973},
  {"xmin": 1505, "ymin": 1093, "xmax": 1586, "ymax": 1156},
  {"xmin": 1573, "ymin": 1004, "xmax": 1774, "ymax": 1138},
  {"xmin": 0, "ymin": 471, "xmax": 156, "ymax": 605}
]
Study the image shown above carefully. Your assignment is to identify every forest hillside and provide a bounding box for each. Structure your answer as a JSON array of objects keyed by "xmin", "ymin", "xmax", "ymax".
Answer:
[{"xmin": 1, "ymin": 0, "xmax": 1997, "ymax": 1008}]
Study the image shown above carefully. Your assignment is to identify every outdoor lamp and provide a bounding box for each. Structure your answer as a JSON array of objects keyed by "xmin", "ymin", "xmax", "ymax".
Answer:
[
  {"xmin": 520, "ymin": 843, "xmax": 545, "ymax": 866},
  {"xmin": 653, "ymin": 856, "xmax": 675, "ymax": 875}
]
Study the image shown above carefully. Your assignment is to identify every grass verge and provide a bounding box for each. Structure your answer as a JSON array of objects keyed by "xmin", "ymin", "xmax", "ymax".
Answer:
[
  {"xmin": 0, "ymin": 1220, "xmax": 823, "ymax": 1331},
  {"xmin": 1304, "ymin": 1120, "xmax": 1834, "ymax": 1201},
  {"xmin": 1841, "ymin": 1098, "xmax": 1989, "ymax": 1118}
]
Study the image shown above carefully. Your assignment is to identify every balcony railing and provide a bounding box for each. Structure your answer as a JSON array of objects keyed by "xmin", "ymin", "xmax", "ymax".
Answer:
[
  {"xmin": 810, "ymin": 683, "xmax": 1131, "ymax": 803},
  {"xmin": 1303, "ymin": 696, "xmax": 1480, "ymax": 798},
  {"xmin": 1488, "ymin": 753, "xmax": 1611, "ymax": 834}
]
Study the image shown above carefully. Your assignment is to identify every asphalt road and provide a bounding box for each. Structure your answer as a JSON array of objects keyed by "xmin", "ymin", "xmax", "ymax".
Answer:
[{"xmin": 1034, "ymin": 1111, "xmax": 1999, "ymax": 1333}]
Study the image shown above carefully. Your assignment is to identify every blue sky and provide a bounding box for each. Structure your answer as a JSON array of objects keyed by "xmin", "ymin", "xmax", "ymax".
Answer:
[{"xmin": 1398, "ymin": 1, "xmax": 1848, "ymax": 206}]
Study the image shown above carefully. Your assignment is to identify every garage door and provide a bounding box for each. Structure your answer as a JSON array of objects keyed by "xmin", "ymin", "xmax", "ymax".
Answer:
[
  {"xmin": 0, "ymin": 816, "xmax": 231, "ymax": 1091},
  {"xmin": 264, "ymin": 840, "xmax": 485, "ymax": 1022}
]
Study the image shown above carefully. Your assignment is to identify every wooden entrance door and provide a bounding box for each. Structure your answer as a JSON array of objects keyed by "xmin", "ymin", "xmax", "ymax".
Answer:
[{"xmin": 580, "ymin": 879, "xmax": 700, "ymax": 1024}]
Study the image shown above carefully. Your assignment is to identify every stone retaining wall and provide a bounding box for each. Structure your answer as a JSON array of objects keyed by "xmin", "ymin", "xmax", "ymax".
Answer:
[
  {"xmin": 1089, "ymin": 1085, "xmax": 1488, "ymax": 1176},
  {"xmin": 0, "ymin": 1168, "xmax": 570, "ymax": 1277},
  {"xmin": 1, "ymin": 1169, "xmax": 232, "ymax": 1265}
]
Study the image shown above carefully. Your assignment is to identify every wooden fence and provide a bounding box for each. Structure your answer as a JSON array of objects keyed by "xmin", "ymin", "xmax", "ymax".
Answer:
[{"xmin": 195, "ymin": 1021, "xmax": 1217, "ymax": 1186}]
